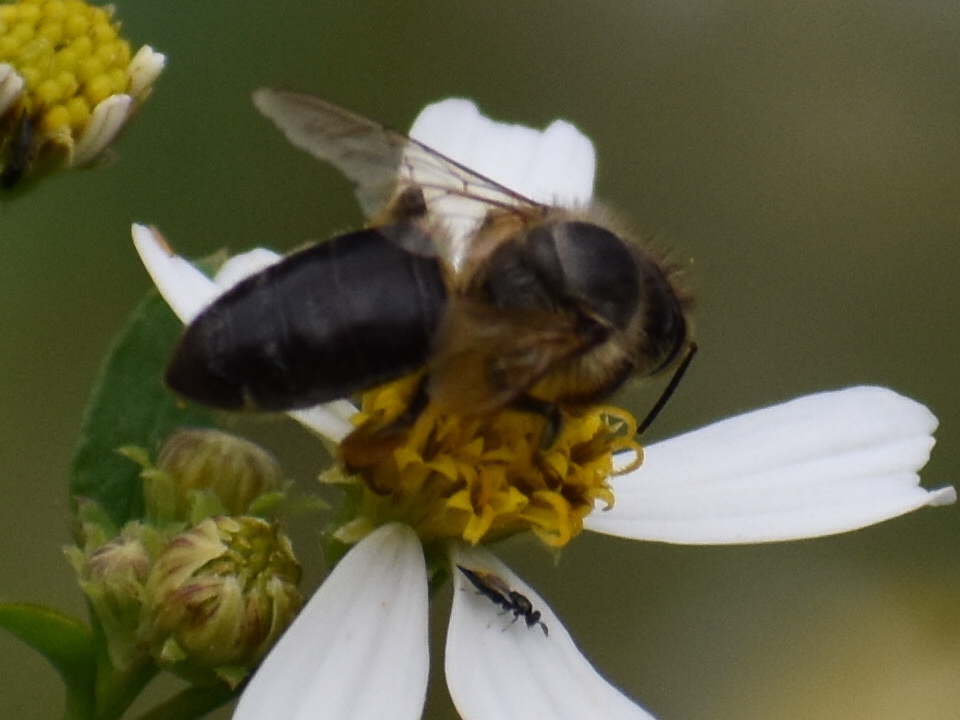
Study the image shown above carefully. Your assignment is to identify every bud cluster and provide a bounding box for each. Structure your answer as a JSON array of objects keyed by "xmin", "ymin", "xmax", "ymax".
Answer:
[{"xmin": 67, "ymin": 429, "xmax": 303, "ymax": 685}]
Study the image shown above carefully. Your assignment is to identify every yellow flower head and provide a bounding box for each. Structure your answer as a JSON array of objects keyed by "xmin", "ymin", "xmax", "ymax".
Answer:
[
  {"xmin": 0, "ymin": 0, "xmax": 164, "ymax": 188},
  {"xmin": 336, "ymin": 375, "xmax": 642, "ymax": 549}
]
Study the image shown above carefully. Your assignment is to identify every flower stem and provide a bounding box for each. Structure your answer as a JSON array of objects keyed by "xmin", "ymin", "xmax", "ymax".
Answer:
[
  {"xmin": 94, "ymin": 658, "xmax": 158, "ymax": 720},
  {"xmin": 130, "ymin": 683, "xmax": 237, "ymax": 720}
]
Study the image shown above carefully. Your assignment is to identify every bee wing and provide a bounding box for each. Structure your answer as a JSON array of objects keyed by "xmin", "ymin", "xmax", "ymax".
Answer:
[
  {"xmin": 252, "ymin": 89, "xmax": 545, "ymax": 230},
  {"xmin": 428, "ymin": 300, "xmax": 587, "ymax": 414}
]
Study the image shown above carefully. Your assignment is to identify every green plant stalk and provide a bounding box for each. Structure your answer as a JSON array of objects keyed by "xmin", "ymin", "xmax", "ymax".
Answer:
[
  {"xmin": 93, "ymin": 657, "xmax": 158, "ymax": 720},
  {"xmin": 131, "ymin": 683, "xmax": 238, "ymax": 720}
]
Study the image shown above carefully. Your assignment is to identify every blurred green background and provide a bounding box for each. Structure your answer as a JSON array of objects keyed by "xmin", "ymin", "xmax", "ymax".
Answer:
[{"xmin": 1, "ymin": 1, "xmax": 958, "ymax": 718}]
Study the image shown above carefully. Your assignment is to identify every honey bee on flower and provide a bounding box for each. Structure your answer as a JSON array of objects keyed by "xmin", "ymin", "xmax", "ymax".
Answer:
[{"xmin": 164, "ymin": 89, "xmax": 696, "ymax": 463}]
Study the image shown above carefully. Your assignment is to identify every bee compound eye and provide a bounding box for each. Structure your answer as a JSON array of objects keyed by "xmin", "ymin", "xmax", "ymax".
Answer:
[{"xmin": 532, "ymin": 222, "xmax": 642, "ymax": 330}]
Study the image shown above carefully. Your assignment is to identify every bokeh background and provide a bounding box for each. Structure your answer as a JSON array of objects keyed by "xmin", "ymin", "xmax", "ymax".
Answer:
[{"xmin": 2, "ymin": 1, "xmax": 958, "ymax": 718}]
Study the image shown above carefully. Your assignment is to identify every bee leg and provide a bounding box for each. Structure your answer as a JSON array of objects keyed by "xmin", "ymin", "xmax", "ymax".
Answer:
[
  {"xmin": 356, "ymin": 373, "xmax": 431, "ymax": 437},
  {"xmin": 508, "ymin": 393, "xmax": 563, "ymax": 448},
  {"xmin": 387, "ymin": 373, "xmax": 431, "ymax": 429}
]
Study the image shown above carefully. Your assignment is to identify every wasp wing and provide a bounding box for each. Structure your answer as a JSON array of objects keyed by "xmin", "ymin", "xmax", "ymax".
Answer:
[{"xmin": 252, "ymin": 89, "xmax": 545, "ymax": 251}]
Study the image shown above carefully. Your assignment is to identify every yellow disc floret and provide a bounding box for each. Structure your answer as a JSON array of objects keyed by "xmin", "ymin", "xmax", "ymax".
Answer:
[
  {"xmin": 0, "ymin": 0, "xmax": 129, "ymax": 131},
  {"xmin": 338, "ymin": 375, "xmax": 643, "ymax": 549}
]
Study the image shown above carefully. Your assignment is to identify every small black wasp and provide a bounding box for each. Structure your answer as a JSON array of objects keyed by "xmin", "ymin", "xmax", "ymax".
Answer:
[{"xmin": 457, "ymin": 564, "xmax": 549, "ymax": 637}]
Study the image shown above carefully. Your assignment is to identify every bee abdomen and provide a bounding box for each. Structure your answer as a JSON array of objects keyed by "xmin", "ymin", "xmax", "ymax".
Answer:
[{"xmin": 166, "ymin": 224, "xmax": 447, "ymax": 410}]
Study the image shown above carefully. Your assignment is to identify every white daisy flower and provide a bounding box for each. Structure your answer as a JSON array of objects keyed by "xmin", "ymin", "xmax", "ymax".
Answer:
[{"xmin": 131, "ymin": 98, "xmax": 953, "ymax": 720}]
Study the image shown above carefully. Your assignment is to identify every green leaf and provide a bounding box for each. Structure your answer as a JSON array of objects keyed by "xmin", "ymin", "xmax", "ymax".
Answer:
[
  {"xmin": 70, "ymin": 291, "xmax": 216, "ymax": 527},
  {"xmin": 0, "ymin": 603, "xmax": 96, "ymax": 718}
]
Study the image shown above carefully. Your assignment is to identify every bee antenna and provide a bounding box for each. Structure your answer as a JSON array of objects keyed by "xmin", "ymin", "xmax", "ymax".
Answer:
[{"xmin": 637, "ymin": 341, "xmax": 697, "ymax": 435}]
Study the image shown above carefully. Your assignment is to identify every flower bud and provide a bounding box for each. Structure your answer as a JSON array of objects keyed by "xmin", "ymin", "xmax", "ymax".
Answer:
[
  {"xmin": 85, "ymin": 531, "xmax": 152, "ymax": 595},
  {"xmin": 65, "ymin": 521, "xmax": 158, "ymax": 668},
  {"xmin": 141, "ymin": 516, "xmax": 302, "ymax": 684},
  {"xmin": 147, "ymin": 428, "xmax": 284, "ymax": 522}
]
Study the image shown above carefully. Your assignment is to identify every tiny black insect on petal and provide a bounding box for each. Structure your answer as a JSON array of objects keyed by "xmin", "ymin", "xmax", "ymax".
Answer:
[{"xmin": 457, "ymin": 565, "xmax": 549, "ymax": 637}]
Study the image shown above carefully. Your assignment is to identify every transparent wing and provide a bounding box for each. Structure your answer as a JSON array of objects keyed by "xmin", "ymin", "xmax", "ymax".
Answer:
[{"xmin": 252, "ymin": 88, "xmax": 545, "ymax": 222}]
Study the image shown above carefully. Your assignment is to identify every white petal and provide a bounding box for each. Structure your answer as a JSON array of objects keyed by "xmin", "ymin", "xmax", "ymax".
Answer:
[
  {"xmin": 213, "ymin": 248, "xmax": 283, "ymax": 288},
  {"xmin": 289, "ymin": 406, "xmax": 355, "ymax": 443},
  {"xmin": 585, "ymin": 386, "xmax": 955, "ymax": 544},
  {"xmin": 131, "ymin": 224, "xmax": 357, "ymax": 441},
  {"xmin": 234, "ymin": 523, "xmax": 429, "ymax": 720},
  {"xmin": 132, "ymin": 225, "xmax": 284, "ymax": 322},
  {"xmin": 408, "ymin": 99, "xmax": 595, "ymax": 265},
  {"xmin": 409, "ymin": 99, "xmax": 595, "ymax": 207},
  {"xmin": 131, "ymin": 223, "xmax": 220, "ymax": 323},
  {"xmin": 447, "ymin": 546, "xmax": 658, "ymax": 720},
  {"xmin": 72, "ymin": 94, "xmax": 132, "ymax": 166},
  {"xmin": 318, "ymin": 398, "xmax": 361, "ymax": 422}
]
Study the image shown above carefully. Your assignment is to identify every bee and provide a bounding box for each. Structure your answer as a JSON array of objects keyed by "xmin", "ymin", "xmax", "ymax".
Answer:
[
  {"xmin": 165, "ymin": 90, "xmax": 695, "ymax": 444},
  {"xmin": 457, "ymin": 565, "xmax": 549, "ymax": 637}
]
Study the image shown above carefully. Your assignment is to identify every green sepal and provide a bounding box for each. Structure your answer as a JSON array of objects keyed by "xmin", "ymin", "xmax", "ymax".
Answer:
[
  {"xmin": 319, "ymin": 476, "xmax": 364, "ymax": 569},
  {"xmin": 0, "ymin": 603, "xmax": 96, "ymax": 718},
  {"xmin": 69, "ymin": 290, "xmax": 217, "ymax": 528}
]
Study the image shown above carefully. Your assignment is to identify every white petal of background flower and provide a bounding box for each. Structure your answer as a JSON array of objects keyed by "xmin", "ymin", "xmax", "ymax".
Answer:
[
  {"xmin": 447, "ymin": 545, "xmax": 659, "ymax": 720},
  {"xmin": 0, "ymin": 64, "xmax": 25, "ymax": 115},
  {"xmin": 73, "ymin": 94, "xmax": 133, "ymax": 166},
  {"xmin": 131, "ymin": 223, "xmax": 356, "ymax": 441},
  {"xmin": 234, "ymin": 523, "xmax": 429, "ymax": 720},
  {"xmin": 586, "ymin": 386, "xmax": 955, "ymax": 544},
  {"xmin": 127, "ymin": 45, "xmax": 166, "ymax": 100}
]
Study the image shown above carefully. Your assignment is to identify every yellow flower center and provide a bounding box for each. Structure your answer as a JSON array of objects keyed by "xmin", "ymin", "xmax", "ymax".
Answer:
[
  {"xmin": 337, "ymin": 375, "xmax": 642, "ymax": 548},
  {"xmin": 0, "ymin": 0, "xmax": 132, "ymax": 135}
]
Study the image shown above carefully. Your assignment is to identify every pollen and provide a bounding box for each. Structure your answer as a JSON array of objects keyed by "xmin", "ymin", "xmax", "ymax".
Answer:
[
  {"xmin": 0, "ymin": 0, "xmax": 164, "ymax": 186},
  {"xmin": 338, "ymin": 375, "xmax": 643, "ymax": 548}
]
